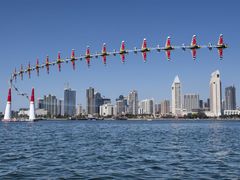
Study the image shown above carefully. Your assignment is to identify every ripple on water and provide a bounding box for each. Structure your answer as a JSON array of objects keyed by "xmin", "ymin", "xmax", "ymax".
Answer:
[{"xmin": 0, "ymin": 120, "xmax": 240, "ymax": 179}]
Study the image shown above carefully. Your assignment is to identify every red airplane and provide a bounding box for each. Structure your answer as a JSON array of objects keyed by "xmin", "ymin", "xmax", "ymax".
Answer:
[
  {"xmin": 19, "ymin": 64, "xmax": 24, "ymax": 80},
  {"xmin": 45, "ymin": 55, "xmax": 50, "ymax": 74},
  {"xmin": 70, "ymin": 49, "xmax": 77, "ymax": 70},
  {"xmin": 36, "ymin": 58, "xmax": 40, "ymax": 76},
  {"xmin": 119, "ymin": 41, "xmax": 127, "ymax": 63},
  {"xmin": 140, "ymin": 38, "xmax": 150, "ymax": 62},
  {"xmin": 100, "ymin": 43, "xmax": 108, "ymax": 65},
  {"xmin": 162, "ymin": 36, "xmax": 174, "ymax": 60},
  {"xmin": 182, "ymin": 35, "xmax": 201, "ymax": 60},
  {"xmin": 85, "ymin": 46, "xmax": 91, "ymax": 67},
  {"xmin": 216, "ymin": 34, "xmax": 227, "ymax": 59},
  {"xmin": 56, "ymin": 51, "xmax": 64, "ymax": 72},
  {"xmin": 27, "ymin": 62, "xmax": 31, "ymax": 79}
]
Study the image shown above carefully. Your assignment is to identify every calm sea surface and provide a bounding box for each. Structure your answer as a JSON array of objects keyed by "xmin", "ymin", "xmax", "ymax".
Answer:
[{"xmin": 0, "ymin": 120, "xmax": 239, "ymax": 179}]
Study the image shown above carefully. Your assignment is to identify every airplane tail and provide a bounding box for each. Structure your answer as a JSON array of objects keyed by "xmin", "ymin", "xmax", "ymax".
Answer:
[
  {"xmin": 165, "ymin": 36, "xmax": 171, "ymax": 48},
  {"xmin": 218, "ymin": 34, "xmax": 223, "ymax": 46},
  {"xmin": 71, "ymin": 49, "xmax": 75, "ymax": 59},
  {"xmin": 191, "ymin": 35, "xmax": 197, "ymax": 46},
  {"xmin": 142, "ymin": 38, "xmax": 147, "ymax": 49},
  {"xmin": 120, "ymin": 41, "xmax": 125, "ymax": 52}
]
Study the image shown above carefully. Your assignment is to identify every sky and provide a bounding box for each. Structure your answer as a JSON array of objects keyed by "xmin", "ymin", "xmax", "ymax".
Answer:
[{"xmin": 0, "ymin": 0, "xmax": 239, "ymax": 111}]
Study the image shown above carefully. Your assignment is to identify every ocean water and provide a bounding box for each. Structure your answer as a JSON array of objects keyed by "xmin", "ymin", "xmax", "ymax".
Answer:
[{"xmin": 0, "ymin": 120, "xmax": 239, "ymax": 179}]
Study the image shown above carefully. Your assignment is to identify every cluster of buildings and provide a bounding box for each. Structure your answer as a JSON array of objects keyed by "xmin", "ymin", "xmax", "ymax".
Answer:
[
  {"xmin": 2, "ymin": 70, "xmax": 238, "ymax": 119},
  {"xmin": 171, "ymin": 70, "xmax": 238, "ymax": 117}
]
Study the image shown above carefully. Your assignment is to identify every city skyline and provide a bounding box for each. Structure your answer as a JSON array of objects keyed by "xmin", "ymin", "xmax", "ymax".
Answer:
[
  {"xmin": 5, "ymin": 69, "xmax": 238, "ymax": 119},
  {"xmin": 0, "ymin": 0, "xmax": 239, "ymax": 111}
]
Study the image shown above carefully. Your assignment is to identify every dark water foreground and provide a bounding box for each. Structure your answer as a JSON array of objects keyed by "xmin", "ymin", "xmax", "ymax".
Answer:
[{"xmin": 0, "ymin": 120, "xmax": 239, "ymax": 179}]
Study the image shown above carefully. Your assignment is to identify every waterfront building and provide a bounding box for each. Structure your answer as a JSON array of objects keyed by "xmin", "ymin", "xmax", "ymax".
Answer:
[
  {"xmin": 225, "ymin": 86, "xmax": 236, "ymax": 110},
  {"xmin": 86, "ymin": 87, "xmax": 95, "ymax": 115},
  {"xmin": 171, "ymin": 76, "xmax": 182, "ymax": 116},
  {"xmin": 183, "ymin": 94, "xmax": 199, "ymax": 113},
  {"xmin": 57, "ymin": 99, "xmax": 63, "ymax": 116},
  {"xmin": 210, "ymin": 70, "xmax": 222, "ymax": 117},
  {"xmin": 128, "ymin": 90, "xmax": 138, "ymax": 115},
  {"xmin": 138, "ymin": 99, "xmax": 154, "ymax": 115},
  {"xmin": 160, "ymin": 100, "xmax": 170, "ymax": 115},
  {"xmin": 100, "ymin": 103, "xmax": 114, "ymax": 117},
  {"xmin": 64, "ymin": 88, "xmax": 76, "ymax": 117}
]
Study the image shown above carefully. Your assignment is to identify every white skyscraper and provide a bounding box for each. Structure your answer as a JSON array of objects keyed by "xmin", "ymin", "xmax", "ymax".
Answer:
[
  {"xmin": 210, "ymin": 70, "xmax": 222, "ymax": 117},
  {"xmin": 171, "ymin": 76, "xmax": 182, "ymax": 116}
]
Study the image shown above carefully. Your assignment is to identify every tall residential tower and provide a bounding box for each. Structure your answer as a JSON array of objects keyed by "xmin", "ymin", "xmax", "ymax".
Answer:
[
  {"xmin": 210, "ymin": 70, "xmax": 222, "ymax": 117},
  {"xmin": 171, "ymin": 76, "xmax": 182, "ymax": 116}
]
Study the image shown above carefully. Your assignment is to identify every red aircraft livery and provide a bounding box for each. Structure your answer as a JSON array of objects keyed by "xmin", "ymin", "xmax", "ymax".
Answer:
[
  {"xmin": 85, "ymin": 46, "xmax": 91, "ymax": 67},
  {"xmin": 71, "ymin": 49, "xmax": 76, "ymax": 70}
]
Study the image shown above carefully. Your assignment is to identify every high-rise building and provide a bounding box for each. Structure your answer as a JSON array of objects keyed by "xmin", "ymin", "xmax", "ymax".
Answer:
[
  {"xmin": 210, "ymin": 70, "xmax": 222, "ymax": 117},
  {"xmin": 94, "ymin": 92, "xmax": 103, "ymax": 114},
  {"xmin": 128, "ymin": 90, "xmax": 138, "ymax": 115},
  {"xmin": 160, "ymin": 100, "xmax": 170, "ymax": 115},
  {"xmin": 171, "ymin": 76, "xmax": 182, "ymax": 116},
  {"xmin": 57, "ymin": 99, "xmax": 63, "ymax": 116},
  {"xmin": 155, "ymin": 103, "xmax": 161, "ymax": 114},
  {"xmin": 86, "ymin": 87, "xmax": 95, "ymax": 115},
  {"xmin": 116, "ymin": 100, "xmax": 126, "ymax": 115},
  {"xmin": 138, "ymin": 99, "xmax": 154, "ymax": 115},
  {"xmin": 64, "ymin": 88, "xmax": 76, "ymax": 116},
  {"xmin": 44, "ymin": 94, "xmax": 58, "ymax": 117},
  {"xmin": 225, "ymin": 86, "xmax": 236, "ymax": 110},
  {"xmin": 183, "ymin": 94, "xmax": 199, "ymax": 113}
]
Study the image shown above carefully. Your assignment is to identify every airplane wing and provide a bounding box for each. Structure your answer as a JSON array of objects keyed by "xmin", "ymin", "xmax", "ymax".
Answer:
[
  {"xmin": 191, "ymin": 49, "xmax": 197, "ymax": 60},
  {"xmin": 142, "ymin": 51, "xmax": 147, "ymax": 62},
  {"xmin": 218, "ymin": 48, "xmax": 223, "ymax": 59},
  {"xmin": 166, "ymin": 50, "xmax": 171, "ymax": 60}
]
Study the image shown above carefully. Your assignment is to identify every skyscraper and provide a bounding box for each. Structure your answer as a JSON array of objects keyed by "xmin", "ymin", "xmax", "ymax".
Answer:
[
  {"xmin": 139, "ymin": 99, "xmax": 154, "ymax": 115},
  {"xmin": 128, "ymin": 90, "xmax": 138, "ymax": 115},
  {"xmin": 44, "ymin": 94, "xmax": 58, "ymax": 117},
  {"xmin": 94, "ymin": 92, "xmax": 103, "ymax": 114},
  {"xmin": 86, "ymin": 87, "xmax": 95, "ymax": 115},
  {"xmin": 183, "ymin": 94, "xmax": 199, "ymax": 113},
  {"xmin": 64, "ymin": 88, "xmax": 76, "ymax": 116},
  {"xmin": 160, "ymin": 100, "xmax": 170, "ymax": 115},
  {"xmin": 57, "ymin": 99, "xmax": 63, "ymax": 116},
  {"xmin": 171, "ymin": 76, "xmax": 182, "ymax": 116},
  {"xmin": 210, "ymin": 70, "xmax": 222, "ymax": 117},
  {"xmin": 225, "ymin": 86, "xmax": 236, "ymax": 110}
]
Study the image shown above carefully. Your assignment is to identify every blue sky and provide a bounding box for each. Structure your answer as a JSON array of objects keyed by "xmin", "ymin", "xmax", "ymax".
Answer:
[{"xmin": 0, "ymin": 0, "xmax": 239, "ymax": 110}]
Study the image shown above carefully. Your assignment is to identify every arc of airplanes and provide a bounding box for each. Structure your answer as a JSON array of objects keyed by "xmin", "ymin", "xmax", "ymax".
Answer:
[{"xmin": 10, "ymin": 34, "xmax": 228, "ymax": 82}]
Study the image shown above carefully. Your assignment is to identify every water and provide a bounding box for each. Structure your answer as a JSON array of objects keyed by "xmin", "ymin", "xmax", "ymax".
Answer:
[{"xmin": 0, "ymin": 120, "xmax": 240, "ymax": 179}]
